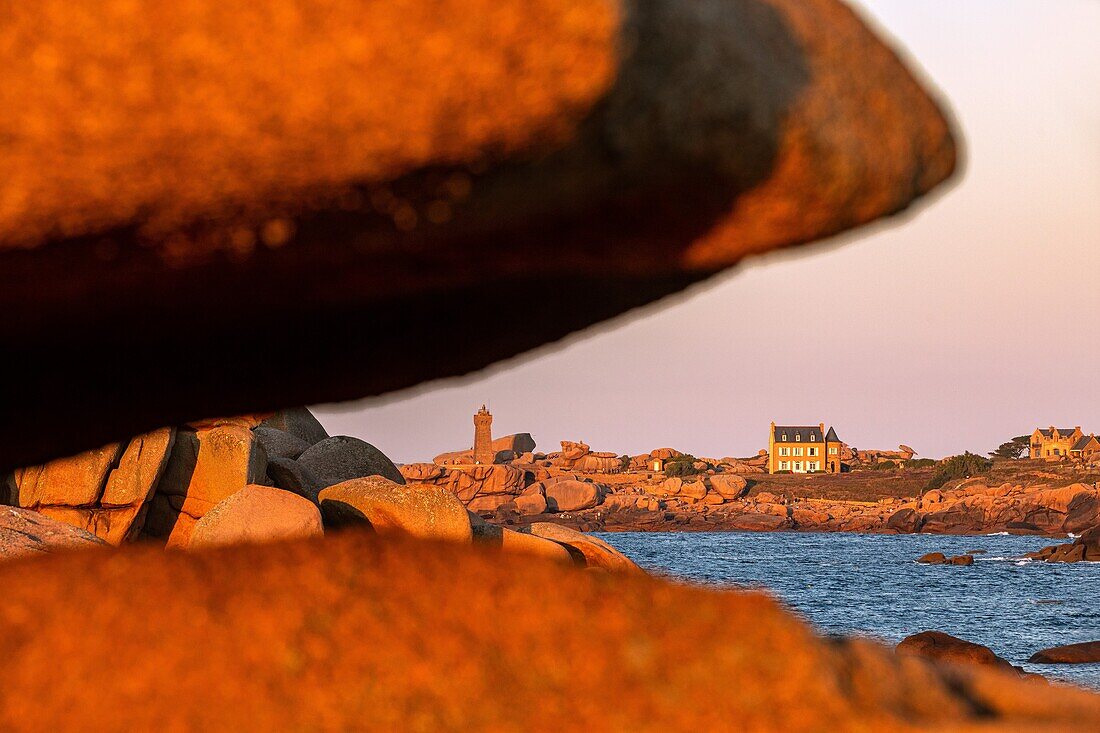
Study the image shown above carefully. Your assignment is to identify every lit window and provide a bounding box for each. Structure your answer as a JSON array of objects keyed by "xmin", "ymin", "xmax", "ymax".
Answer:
[
  {"xmin": 795, "ymin": 434, "xmax": 801, "ymax": 442},
  {"xmin": 810, "ymin": 434, "xmax": 816, "ymax": 441},
  {"xmin": 779, "ymin": 447, "xmax": 790, "ymax": 456},
  {"xmin": 829, "ymin": 447, "xmax": 838, "ymax": 455},
  {"xmin": 792, "ymin": 447, "xmax": 802, "ymax": 456},
  {"xmin": 781, "ymin": 434, "xmax": 787, "ymax": 441}
]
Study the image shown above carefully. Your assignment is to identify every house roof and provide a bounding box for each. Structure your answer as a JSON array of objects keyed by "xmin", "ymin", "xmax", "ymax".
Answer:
[
  {"xmin": 1071, "ymin": 435, "xmax": 1097, "ymax": 451},
  {"xmin": 1038, "ymin": 427, "xmax": 1078, "ymax": 438},
  {"xmin": 773, "ymin": 426, "xmax": 824, "ymax": 442},
  {"xmin": 824, "ymin": 427, "xmax": 841, "ymax": 443}
]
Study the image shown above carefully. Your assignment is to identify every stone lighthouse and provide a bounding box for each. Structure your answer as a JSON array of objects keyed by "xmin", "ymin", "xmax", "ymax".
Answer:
[{"xmin": 473, "ymin": 405, "xmax": 494, "ymax": 465}]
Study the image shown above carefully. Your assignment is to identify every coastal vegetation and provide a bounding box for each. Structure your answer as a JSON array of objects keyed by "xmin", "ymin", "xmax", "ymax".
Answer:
[{"xmin": 926, "ymin": 452, "xmax": 993, "ymax": 490}]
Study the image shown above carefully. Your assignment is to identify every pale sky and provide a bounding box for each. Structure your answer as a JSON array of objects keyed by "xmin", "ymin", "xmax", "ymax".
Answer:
[{"xmin": 315, "ymin": 0, "xmax": 1100, "ymax": 464}]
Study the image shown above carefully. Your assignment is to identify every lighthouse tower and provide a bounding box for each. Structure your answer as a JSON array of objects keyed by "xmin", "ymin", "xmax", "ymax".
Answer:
[{"xmin": 473, "ymin": 405, "xmax": 494, "ymax": 465}]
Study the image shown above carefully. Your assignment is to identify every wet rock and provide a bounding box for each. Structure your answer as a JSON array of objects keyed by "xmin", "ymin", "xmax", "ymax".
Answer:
[
  {"xmin": 1029, "ymin": 641, "xmax": 1100, "ymax": 664},
  {"xmin": 0, "ymin": 506, "xmax": 107, "ymax": 561},
  {"xmin": 188, "ymin": 485, "xmax": 323, "ymax": 549},
  {"xmin": 947, "ymin": 554, "xmax": 973, "ymax": 566},
  {"xmin": 886, "ymin": 508, "xmax": 922, "ymax": 533},
  {"xmin": 298, "ymin": 436, "xmax": 404, "ymax": 489},
  {"xmin": 917, "ymin": 552, "xmax": 946, "ymax": 564},
  {"xmin": 318, "ymin": 477, "xmax": 471, "ymax": 542},
  {"xmin": 896, "ymin": 631, "xmax": 1015, "ymax": 672}
]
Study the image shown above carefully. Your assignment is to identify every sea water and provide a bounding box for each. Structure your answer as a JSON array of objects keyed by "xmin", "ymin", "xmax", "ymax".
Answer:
[{"xmin": 599, "ymin": 531, "xmax": 1100, "ymax": 689}]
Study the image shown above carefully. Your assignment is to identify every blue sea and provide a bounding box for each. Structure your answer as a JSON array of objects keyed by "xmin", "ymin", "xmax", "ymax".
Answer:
[{"xmin": 598, "ymin": 531, "xmax": 1100, "ymax": 689}]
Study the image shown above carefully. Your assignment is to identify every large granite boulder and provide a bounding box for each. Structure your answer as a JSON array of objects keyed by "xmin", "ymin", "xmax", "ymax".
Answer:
[
  {"xmin": 318, "ymin": 477, "xmax": 471, "ymax": 543},
  {"xmin": 258, "ymin": 408, "xmax": 329, "ymax": 446},
  {"xmin": 710, "ymin": 474, "xmax": 749, "ymax": 499},
  {"xmin": 188, "ymin": 485, "xmax": 323, "ymax": 549},
  {"xmin": 143, "ymin": 424, "xmax": 268, "ymax": 548},
  {"xmin": 265, "ymin": 457, "xmax": 322, "ymax": 504},
  {"xmin": 544, "ymin": 479, "xmax": 603, "ymax": 512},
  {"xmin": 492, "ymin": 434, "xmax": 536, "ymax": 455},
  {"xmin": 526, "ymin": 522, "xmax": 643, "ymax": 574},
  {"xmin": 0, "ymin": 507, "xmax": 107, "ymax": 562},
  {"xmin": 252, "ymin": 427, "xmax": 311, "ymax": 461},
  {"xmin": 10, "ymin": 429, "xmax": 175, "ymax": 545},
  {"xmin": 297, "ymin": 436, "xmax": 404, "ymax": 488}
]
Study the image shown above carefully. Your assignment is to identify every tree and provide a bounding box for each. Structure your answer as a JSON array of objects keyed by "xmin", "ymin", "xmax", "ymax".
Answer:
[
  {"xmin": 989, "ymin": 435, "xmax": 1029, "ymax": 460},
  {"xmin": 926, "ymin": 452, "xmax": 992, "ymax": 491},
  {"xmin": 664, "ymin": 454, "xmax": 703, "ymax": 477}
]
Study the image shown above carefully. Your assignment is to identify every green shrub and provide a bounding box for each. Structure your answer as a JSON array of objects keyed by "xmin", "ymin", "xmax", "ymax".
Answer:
[
  {"xmin": 665, "ymin": 454, "xmax": 702, "ymax": 477},
  {"xmin": 870, "ymin": 461, "xmax": 897, "ymax": 471},
  {"xmin": 620, "ymin": 454, "xmax": 632, "ymax": 470},
  {"xmin": 925, "ymin": 452, "xmax": 992, "ymax": 491},
  {"xmin": 774, "ymin": 470, "xmax": 792, "ymax": 475},
  {"xmin": 904, "ymin": 458, "xmax": 936, "ymax": 469}
]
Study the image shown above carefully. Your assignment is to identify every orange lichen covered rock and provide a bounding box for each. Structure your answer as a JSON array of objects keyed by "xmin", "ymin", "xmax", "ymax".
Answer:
[
  {"xmin": 10, "ymin": 429, "xmax": 175, "ymax": 545},
  {"xmin": 0, "ymin": 532, "xmax": 1095, "ymax": 731},
  {"xmin": 897, "ymin": 631, "xmax": 1016, "ymax": 673},
  {"xmin": 319, "ymin": 477, "xmax": 472, "ymax": 543},
  {"xmin": 188, "ymin": 485, "xmax": 323, "ymax": 549}
]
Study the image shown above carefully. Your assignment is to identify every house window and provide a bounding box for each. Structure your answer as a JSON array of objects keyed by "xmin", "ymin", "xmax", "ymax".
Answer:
[
  {"xmin": 793, "ymin": 447, "xmax": 803, "ymax": 456},
  {"xmin": 779, "ymin": 461, "xmax": 789, "ymax": 470},
  {"xmin": 808, "ymin": 447, "xmax": 818, "ymax": 456},
  {"xmin": 829, "ymin": 447, "xmax": 838, "ymax": 455},
  {"xmin": 779, "ymin": 447, "xmax": 790, "ymax": 456},
  {"xmin": 810, "ymin": 434, "xmax": 816, "ymax": 441},
  {"xmin": 794, "ymin": 461, "xmax": 803, "ymax": 472},
  {"xmin": 809, "ymin": 461, "xmax": 819, "ymax": 471},
  {"xmin": 795, "ymin": 434, "xmax": 801, "ymax": 441},
  {"xmin": 781, "ymin": 434, "xmax": 787, "ymax": 441}
]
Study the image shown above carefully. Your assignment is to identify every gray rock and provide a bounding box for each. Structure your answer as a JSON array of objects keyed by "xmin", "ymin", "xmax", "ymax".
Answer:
[
  {"xmin": 266, "ymin": 457, "xmax": 321, "ymax": 504},
  {"xmin": 260, "ymin": 408, "xmax": 329, "ymax": 446},
  {"xmin": 253, "ymin": 426, "xmax": 311, "ymax": 461},
  {"xmin": 297, "ymin": 436, "xmax": 404, "ymax": 489}
]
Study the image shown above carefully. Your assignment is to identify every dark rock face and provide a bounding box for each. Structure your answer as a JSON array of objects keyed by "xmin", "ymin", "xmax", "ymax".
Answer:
[
  {"xmin": 0, "ymin": 506, "xmax": 107, "ymax": 561},
  {"xmin": 258, "ymin": 409, "xmax": 330, "ymax": 447},
  {"xmin": 0, "ymin": 0, "xmax": 955, "ymax": 473},
  {"xmin": 253, "ymin": 427, "xmax": 311, "ymax": 461},
  {"xmin": 265, "ymin": 457, "xmax": 322, "ymax": 504},
  {"xmin": 298, "ymin": 437, "xmax": 405, "ymax": 489}
]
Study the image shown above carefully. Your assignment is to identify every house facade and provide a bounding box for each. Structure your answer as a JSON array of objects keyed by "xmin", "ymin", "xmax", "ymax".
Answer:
[
  {"xmin": 1069, "ymin": 434, "xmax": 1100, "ymax": 462},
  {"xmin": 1029, "ymin": 426, "xmax": 1083, "ymax": 460},
  {"xmin": 768, "ymin": 422, "xmax": 845, "ymax": 474}
]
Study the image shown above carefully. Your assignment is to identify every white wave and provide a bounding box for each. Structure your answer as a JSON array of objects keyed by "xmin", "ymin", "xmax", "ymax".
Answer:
[{"xmin": 986, "ymin": 531, "xmax": 1010, "ymax": 536}]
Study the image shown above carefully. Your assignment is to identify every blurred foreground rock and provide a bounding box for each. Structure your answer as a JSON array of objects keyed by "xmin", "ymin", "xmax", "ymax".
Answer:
[
  {"xmin": 0, "ymin": 532, "xmax": 1094, "ymax": 731},
  {"xmin": 0, "ymin": 0, "xmax": 955, "ymax": 471}
]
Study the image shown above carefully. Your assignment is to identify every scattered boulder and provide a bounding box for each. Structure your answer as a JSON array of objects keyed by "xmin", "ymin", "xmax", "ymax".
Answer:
[
  {"xmin": 492, "ymin": 434, "xmax": 536, "ymax": 455},
  {"xmin": 917, "ymin": 553, "xmax": 945, "ymax": 564},
  {"xmin": 896, "ymin": 631, "xmax": 1015, "ymax": 672},
  {"xmin": 0, "ymin": 507, "xmax": 106, "ymax": 561},
  {"xmin": 258, "ymin": 408, "xmax": 329, "ymax": 446},
  {"xmin": 679, "ymin": 480, "xmax": 707, "ymax": 500},
  {"xmin": 886, "ymin": 508, "xmax": 922, "ymax": 533},
  {"xmin": 709, "ymin": 474, "xmax": 749, "ymax": 499},
  {"xmin": 252, "ymin": 427, "xmax": 311, "ymax": 461},
  {"xmin": 399, "ymin": 463, "xmax": 445, "ymax": 482},
  {"xmin": 264, "ymin": 457, "xmax": 321, "ymax": 504},
  {"xmin": 947, "ymin": 554, "xmax": 973, "ymax": 566},
  {"xmin": 526, "ymin": 522, "xmax": 642, "ymax": 574},
  {"xmin": 514, "ymin": 492, "xmax": 548, "ymax": 516},
  {"xmin": 544, "ymin": 479, "xmax": 603, "ymax": 512},
  {"xmin": 298, "ymin": 436, "xmax": 404, "ymax": 488},
  {"xmin": 188, "ymin": 485, "xmax": 323, "ymax": 549},
  {"xmin": 318, "ymin": 477, "xmax": 471, "ymax": 543},
  {"xmin": 1029, "ymin": 641, "xmax": 1100, "ymax": 664}
]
